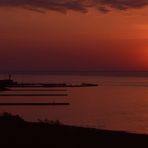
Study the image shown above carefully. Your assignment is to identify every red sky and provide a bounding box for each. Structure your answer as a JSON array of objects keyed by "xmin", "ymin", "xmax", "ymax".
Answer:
[{"xmin": 1, "ymin": 1, "xmax": 148, "ymax": 72}]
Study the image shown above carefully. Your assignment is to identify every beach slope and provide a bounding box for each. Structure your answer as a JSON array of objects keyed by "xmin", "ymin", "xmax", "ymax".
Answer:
[{"xmin": 0, "ymin": 113, "xmax": 148, "ymax": 148}]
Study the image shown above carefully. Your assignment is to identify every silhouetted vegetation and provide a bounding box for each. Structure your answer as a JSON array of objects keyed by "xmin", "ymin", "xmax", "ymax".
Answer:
[{"xmin": 0, "ymin": 113, "xmax": 148, "ymax": 148}]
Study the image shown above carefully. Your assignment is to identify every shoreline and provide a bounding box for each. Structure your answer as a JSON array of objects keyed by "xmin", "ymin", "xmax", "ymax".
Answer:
[{"xmin": 0, "ymin": 113, "xmax": 148, "ymax": 147}]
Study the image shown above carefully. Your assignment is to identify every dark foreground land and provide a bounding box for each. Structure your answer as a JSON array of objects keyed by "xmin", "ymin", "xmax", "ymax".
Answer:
[{"xmin": 0, "ymin": 113, "xmax": 148, "ymax": 148}]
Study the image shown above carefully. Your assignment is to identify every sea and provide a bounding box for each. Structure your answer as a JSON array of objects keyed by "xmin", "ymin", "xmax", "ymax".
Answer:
[{"xmin": 0, "ymin": 74, "xmax": 148, "ymax": 134}]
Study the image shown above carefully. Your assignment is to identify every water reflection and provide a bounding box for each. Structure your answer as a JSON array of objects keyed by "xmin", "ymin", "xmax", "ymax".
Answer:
[{"xmin": 0, "ymin": 75, "xmax": 148, "ymax": 134}]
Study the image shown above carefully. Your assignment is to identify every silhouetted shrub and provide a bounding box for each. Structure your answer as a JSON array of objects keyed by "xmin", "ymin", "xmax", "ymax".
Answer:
[
  {"xmin": 0, "ymin": 112, "xmax": 24, "ymax": 123},
  {"xmin": 38, "ymin": 118, "xmax": 61, "ymax": 125}
]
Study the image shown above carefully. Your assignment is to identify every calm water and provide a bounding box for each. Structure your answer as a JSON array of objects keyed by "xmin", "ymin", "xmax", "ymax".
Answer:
[{"xmin": 0, "ymin": 74, "xmax": 148, "ymax": 134}]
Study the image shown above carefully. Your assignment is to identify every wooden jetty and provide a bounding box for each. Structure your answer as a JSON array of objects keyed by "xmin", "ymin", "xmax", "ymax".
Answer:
[
  {"xmin": 0, "ymin": 76, "xmax": 69, "ymax": 106},
  {"xmin": 0, "ymin": 75, "xmax": 98, "ymax": 106},
  {"xmin": 0, "ymin": 94, "xmax": 68, "ymax": 97},
  {"xmin": 0, "ymin": 102, "xmax": 70, "ymax": 106},
  {"xmin": 8, "ymin": 89, "xmax": 67, "ymax": 91},
  {"xmin": 8, "ymin": 83, "xmax": 98, "ymax": 88},
  {"xmin": 0, "ymin": 75, "xmax": 98, "ymax": 89}
]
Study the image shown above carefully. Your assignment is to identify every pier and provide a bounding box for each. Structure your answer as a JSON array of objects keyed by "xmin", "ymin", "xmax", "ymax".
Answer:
[
  {"xmin": 0, "ymin": 75, "xmax": 98, "ymax": 106},
  {"xmin": 0, "ymin": 94, "xmax": 68, "ymax": 97},
  {"xmin": 0, "ymin": 102, "xmax": 70, "ymax": 106}
]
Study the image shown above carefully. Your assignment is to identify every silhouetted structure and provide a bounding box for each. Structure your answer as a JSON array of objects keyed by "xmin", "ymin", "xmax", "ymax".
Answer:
[
  {"xmin": 0, "ymin": 74, "xmax": 98, "ymax": 89},
  {"xmin": 0, "ymin": 74, "xmax": 17, "ymax": 87}
]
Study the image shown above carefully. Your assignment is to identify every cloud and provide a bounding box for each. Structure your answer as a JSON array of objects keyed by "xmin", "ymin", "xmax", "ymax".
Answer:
[{"xmin": 0, "ymin": 0, "xmax": 148, "ymax": 13}]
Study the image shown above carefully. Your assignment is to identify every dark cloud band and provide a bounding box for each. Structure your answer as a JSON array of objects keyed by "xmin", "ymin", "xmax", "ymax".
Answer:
[{"xmin": 0, "ymin": 0, "xmax": 148, "ymax": 13}]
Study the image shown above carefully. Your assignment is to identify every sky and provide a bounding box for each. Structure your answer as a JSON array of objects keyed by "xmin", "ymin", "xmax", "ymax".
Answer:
[{"xmin": 1, "ymin": 0, "xmax": 148, "ymax": 72}]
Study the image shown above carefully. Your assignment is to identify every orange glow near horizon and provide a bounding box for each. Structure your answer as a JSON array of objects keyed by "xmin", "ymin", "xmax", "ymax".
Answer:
[{"xmin": 1, "ymin": 7, "xmax": 148, "ymax": 71}]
